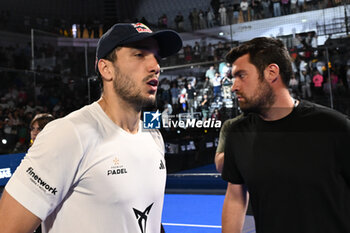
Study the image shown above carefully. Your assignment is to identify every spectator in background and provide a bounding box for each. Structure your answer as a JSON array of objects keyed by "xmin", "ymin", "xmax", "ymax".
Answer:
[
  {"xmin": 222, "ymin": 73, "xmax": 233, "ymax": 99},
  {"xmin": 221, "ymin": 62, "xmax": 231, "ymax": 78},
  {"xmin": 170, "ymin": 83, "xmax": 179, "ymax": 106},
  {"xmin": 272, "ymin": 0, "xmax": 282, "ymax": 17},
  {"xmin": 211, "ymin": 107, "xmax": 221, "ymax": 120},
  {"xmin": 29, "ymin": 113, "xmax": 55, "ymax": 146},
  {"xmin": 160, "ymin": 78, "xmax": 171, "ymax": 103},
  {"xmin": 207, "ymin": 43, "xmax": 215, "ymax": 61},
  {"xmin": 203, "ymin": 76, "xmax": 211, "ymax": 90},
  {"xmin": 218, "ymin": 4, "xmax": 227, "ymax": 25},
  {"xmin": 207, "ymin": 8, "xmax": 216, "ymax": 28},
  {"xmin": 192, "ymin": 8, "xmax": 200, "ymax": 30},
  {"xmin": 252, "ymin": 0, "xmax": 263, "ymax": 20},
  {"xmin": 213, "ymin": 72, "xmax": 222, "ymax": 102},
  {"xmin": 162, "ymin": 100, "xmax": 173, "ymax": 126},
  {"xmin": 199, "ymin": 10, "xmax": 207, "ymax": 29},
  {"xmin": 189, "ymin": 11, "xmax": 194, "ymax": 30},
  {"xmin": 300, "ymin": 69, "xmax": 312, "ymax": 99},
  {"xmin": 177, "ymin": 46, "xmax": 185, "ymax": 63},
  {"xmin": 186, "ymin": 83, "xmax": 196, "ymax": 115},
  {"xmin": 346, "ymin": 64, "xmax": 350, "ymax": 92},
  {"xmin": 312, "ymin": 69, "xmax": 324, "ymax": 96},
  {"xmin": 211, "ymin": 0, "xmax": 221, "ymax": 18},
  {"xmin": 227, "ymin": 4, "xmax": 234, "ymax": 24},
  {"xmin": 193, "ymin": 41, "xmax": 201, "ymax": 61},
  {"xmin": 330, "ymin": 71, "xmax": 339, "ymax": 91},
  {"xmin": 262, "ymin": 0, "xmax": 272, "ymax": 18},
  {"xmin": 200, "ymin": 94, "xmax": 210, "ymax": 120},
  {"xmin": 233, "ymin": 4, "xmax": 240, "ymax": 23},
  {"xmin": 290, "ymin": 0, "xmax": 298, "ymax": 13},
  {"xmin": 184, "ymin": 45, "xmax": 193, "ymax": 63},
  {"xmin": 298, "ymin": 0, "xmax": 305, "ymax": 12},
  {"xmin": 305, "ymin": 0, "xmax": 313, "ymax": 11},
  {"xmin": 281, "ymin": 0, "xmax": 290, "ymax": 15},
  {"xmin": 174, "ymin": 12, "xmax": 184, "ymax": 32},
  {"xmin": 24, "ymin": 101, "xmax": 36, "ymax": 114},
  {"xmin": 240, "ymin": 0, "xmax": 250, "ymax": 22},
  {"xmin": 206, "ymin": 65, "xmax": 216, "ymax": 84},
  {"xmin": 288, "ymin": 75, "xmax": 300, "ymax": 97},
  {"xmin": 158, "ymin": 14, "xmax": 168, "ymax": 28},
  {"xmin": 179, "ymin": 85, "xmax": 187, "ymax": 112}
]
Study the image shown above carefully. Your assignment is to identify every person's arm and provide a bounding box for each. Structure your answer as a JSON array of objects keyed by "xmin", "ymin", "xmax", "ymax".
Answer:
[
  {"xmin": 215, "ymin": 152, "xmax": 224, "ymax": 172},
  {"xmin": 0, "ymin": 190, "xmax": 41, "ymax": 233},
  {"xmin": 215, "ymin": 119, "xmax": 229, "ymax": 172},
  {"xmin": 221, "ymin": 76, "xmax": 227, "ymax": 84},
  {"xmin": 222, "ymin": 183, "xmax": 249, "ymax": 233}
]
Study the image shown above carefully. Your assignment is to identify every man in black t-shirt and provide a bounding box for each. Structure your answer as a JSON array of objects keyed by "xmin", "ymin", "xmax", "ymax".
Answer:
[
  {"xmin": 221, "ymin": 37, "xmax": 350, "ymax": 233},
  {"xmin": 186, "ymin": 83, "xmax": 196, "ymax": 115}
]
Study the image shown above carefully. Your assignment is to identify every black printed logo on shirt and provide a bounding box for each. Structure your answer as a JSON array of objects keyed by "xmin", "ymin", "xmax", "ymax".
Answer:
[
  {"xmin": 107, "ymin": 157, "xmax": 128, "ymax": 176},
  {"xmin": 26, "ymin": 167, "xmax": 58, "ymax": 195},
  {"xmin": 159, "ymin": 160, "xmax": 165, "ymax": 170},
  {"xmin": 133, "ymin": 203, "xmax": 153, "ymax": 233}
]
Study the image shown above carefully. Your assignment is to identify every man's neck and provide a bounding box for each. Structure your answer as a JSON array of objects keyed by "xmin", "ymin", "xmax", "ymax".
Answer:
[
  {"xmin": 98, "ymin": 95, "xmax": 140, "ymax": 134},
  {"xmin": 259, "ymin": 92, "xmax": 297, "ymax": 121}
]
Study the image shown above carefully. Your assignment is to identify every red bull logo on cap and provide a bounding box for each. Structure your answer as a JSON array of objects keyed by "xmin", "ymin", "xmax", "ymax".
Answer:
[{"xmin": 132, "ymin": 23, "xmax": 152, "ymax": 33}]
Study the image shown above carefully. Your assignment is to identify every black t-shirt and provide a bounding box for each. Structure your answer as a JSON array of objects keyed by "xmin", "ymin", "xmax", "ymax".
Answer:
[
  {"xmin": 222, "ymin": 100, "xmax": 350, "ymax": 233},
  {"xmin": 201, "ymin": 100, "xmax": 209, "ymax": 110},
  {"xmin": 187, "ymin": 88, "xmax": 196, "ymax": 100}
]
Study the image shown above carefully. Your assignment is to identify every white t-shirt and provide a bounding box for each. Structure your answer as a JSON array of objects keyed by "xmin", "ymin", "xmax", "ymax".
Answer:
[
  {"xmin": 6, "ymin": 102, "xmax": 166, "ymax": 233},
  {"xmin": 240, "ymin": 1, "xmax": 249, "ymax": 11},
  {"xmin": 213, "ymin": 76, "xmax": 222, "ymax": 87}
]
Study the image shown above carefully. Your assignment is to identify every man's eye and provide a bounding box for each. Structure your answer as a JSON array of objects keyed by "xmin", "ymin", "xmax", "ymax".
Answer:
[{"xmin": 135, "ymin": 53, "xmax": 144, "ymax": 57}]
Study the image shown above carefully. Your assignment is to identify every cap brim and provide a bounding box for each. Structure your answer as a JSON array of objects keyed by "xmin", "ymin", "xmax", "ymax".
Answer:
[
  {"xmin": 120, "ymin": 30, "xmax": 183, "ymax": 58},
  {"xmin": 153, "ymin": 30, "xmax": 183, "ymax": 58}
]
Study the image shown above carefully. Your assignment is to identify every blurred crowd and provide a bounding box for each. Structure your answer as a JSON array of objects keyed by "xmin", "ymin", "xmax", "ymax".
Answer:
[
  {"xmin": 0, "ymin": 0, "xmax": 346, "ymax": 38},
  {"xmin": 1, "ymin": 30, "xmax": 350, "ymax": 154},
  {"xmin": 1, "ymin": 0, "xmax": 350, "ymax": 154}
]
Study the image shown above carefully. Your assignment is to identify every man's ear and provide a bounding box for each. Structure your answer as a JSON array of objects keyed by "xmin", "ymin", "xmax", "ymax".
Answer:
[
  {"xmin": 98, "ymin": 59, "xmax": 113, "ymax": 82},
  {"xmin": 264, "ymin": 63, "xmax": 280, "ymax": 84}
]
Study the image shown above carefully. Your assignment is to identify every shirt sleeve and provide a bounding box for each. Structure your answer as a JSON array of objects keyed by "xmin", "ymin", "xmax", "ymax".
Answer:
[
  {"xmin": 338, "ymin": 116, "xmax": 350, "ymax": 186},
  {"xmin": 221, "ymin": 129, "xmax": 245, "ymax": 184},
  {"xmin": 150, "ymin": 129, "xmax": 165, "ymax": 156},
  {"xmin": 216, "ymin": 115, "xmax": 243, "ymax": 153},
  {"xmin": 5, "ymin": 118, "xmax": 84, "ymax": 220},
  {"xmin": 216, "ymin": 120, "xmax": 230, "ymax": 154}
]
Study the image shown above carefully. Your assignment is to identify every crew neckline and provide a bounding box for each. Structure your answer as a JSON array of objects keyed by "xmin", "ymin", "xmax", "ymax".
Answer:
[{"xmin": 92, "ymin": 102, "xmax": 142, "ymax": 136}]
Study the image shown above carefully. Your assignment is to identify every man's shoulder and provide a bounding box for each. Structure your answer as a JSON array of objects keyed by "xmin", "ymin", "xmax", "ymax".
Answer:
[
  {"xmin": 297, "ymin": 100, "xmax": 349, "ymax": 128},
  {"xmin": 299, "ymin": 100, "xmax": 343, "ymax": 116},
  {"xmin": 221, "ymin": 114, "xmax": 245, "ymax": 131},
  {"xmin": 53, "ymin": 102, "xmax": 102, "ymax": 133}
]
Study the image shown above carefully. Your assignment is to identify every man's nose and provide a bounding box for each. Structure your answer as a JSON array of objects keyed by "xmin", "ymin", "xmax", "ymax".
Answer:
[
  {"xmin": 231, "ymin": 78, "xmax": 238, "ymax": 92},
  {"xmin": 147, "ymin": 55, "xmax": 160, "ymax": 75}
]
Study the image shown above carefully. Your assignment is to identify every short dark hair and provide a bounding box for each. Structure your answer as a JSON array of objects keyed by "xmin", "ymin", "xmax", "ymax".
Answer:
[
  {"xmin": 225, "ymin": 37, "xmax": 294, "ymax": 87},
  {"xmin": 96, "ymin": 47, "xmax": 122, "ymax": 91},
  {"xmin": 30, "ymin": 113, "xmax": 55, "ymax": 130},
  {"xmin": 96, "ymin": 47, "xmax": 121, "ymax": 78}
]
